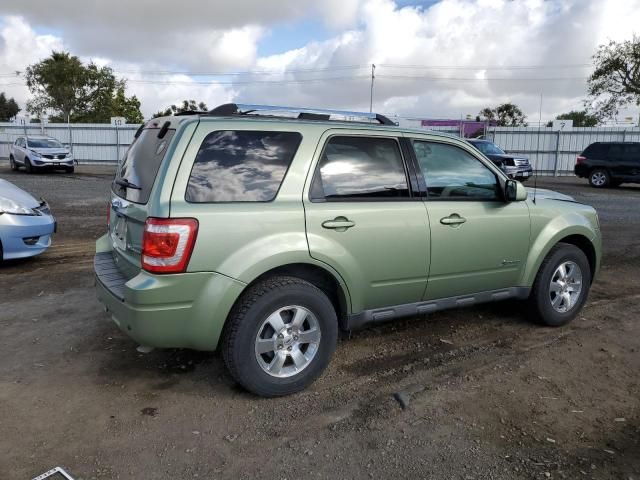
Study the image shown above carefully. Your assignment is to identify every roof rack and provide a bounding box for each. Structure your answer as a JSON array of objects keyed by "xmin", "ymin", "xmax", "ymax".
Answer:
[{"xmin": 207, "ymin": 103, "xmax": 397, "ymax": 126}]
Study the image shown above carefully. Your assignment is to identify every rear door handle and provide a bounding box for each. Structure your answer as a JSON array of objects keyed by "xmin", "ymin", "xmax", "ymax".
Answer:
[
  {"xmin": 440, "ymin": 214, "xmax": 467, "ymax": 226},
  {"xmin": 322, "ymin": 217, "xmax": 356, "ymax": 231}
]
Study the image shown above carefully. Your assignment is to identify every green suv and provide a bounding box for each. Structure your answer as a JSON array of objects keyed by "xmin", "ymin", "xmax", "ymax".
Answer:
[{"xmin": 95, "ymin": 104, "xmax": 602, "ymax": 396}]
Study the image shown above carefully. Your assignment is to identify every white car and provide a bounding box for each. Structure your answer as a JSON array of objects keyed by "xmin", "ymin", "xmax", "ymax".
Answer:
[{"xmin": 9, "ymin": 135, "xmax": 74, "ymax": 173}]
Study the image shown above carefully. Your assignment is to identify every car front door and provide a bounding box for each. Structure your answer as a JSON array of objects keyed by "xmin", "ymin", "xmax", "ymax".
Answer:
[
  {"xmin": 304, "ymin": 131, "xmax": 430, "ymax": 313},
  {"xmin": 14, "ymin": 138, "xmax": 25, "ymax": 163},
  {"xmin": 409, "ymin": 137, "xmax": 531, "ymax": 300}
]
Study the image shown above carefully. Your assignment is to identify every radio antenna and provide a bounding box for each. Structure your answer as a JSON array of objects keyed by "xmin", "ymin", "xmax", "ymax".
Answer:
[{"xmin": 533, "ymin": 93, "xmax": 543, "ymax": 204}]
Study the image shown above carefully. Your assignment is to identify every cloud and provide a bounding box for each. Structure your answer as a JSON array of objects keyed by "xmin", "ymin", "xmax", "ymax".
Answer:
[
  {"xmin": 0, "ymin": 0, "xmax": 639, "ymax": 121},
  {"xmin": 0, "ymin": 16, "xmax": 64, "ymax": 113}
]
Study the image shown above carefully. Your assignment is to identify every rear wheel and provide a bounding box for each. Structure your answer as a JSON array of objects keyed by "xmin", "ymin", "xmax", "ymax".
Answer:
[
  {"xmin": 589, "ymin": 169, "xmax": 609, "ymax": 188},
  {"xmin": 222, "ymin": 275, "xmax": 338, "ymax": 397},
  {"xmin": 9, "ymin": 155, "xmax": 18, "ymax": 171},
  {"xmin": 24, "ymin": 158, "xmax": 33, "ymax": 174},
  {"xmin": 527, "ymin": 243, "xmax": 591, "ymax": 327}
]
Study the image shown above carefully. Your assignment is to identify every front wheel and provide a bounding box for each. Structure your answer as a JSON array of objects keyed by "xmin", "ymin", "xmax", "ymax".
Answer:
[
  {"xmin": 527, "ymin": 243, "xmax": 591, "ymax": 327},
  {"xmin": 24, "ymin": 158, "xmax": 33, "ymax": 174},
  {"xmin": 222, "ymin": 276, "xmax": 338, "ymax": 397}
]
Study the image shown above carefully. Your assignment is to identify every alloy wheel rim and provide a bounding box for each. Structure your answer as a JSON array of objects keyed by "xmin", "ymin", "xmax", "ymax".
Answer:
[
  {"xmin": 549, "ymin": 261, "xmax": 583, "ymax": 313},
  {"xmin": 591, "ymin": 172, "xmax": 606, "ymax": 186},
  {"xmin": 254, "ymin": 305, "xmax": 321, "ymax": 378}
]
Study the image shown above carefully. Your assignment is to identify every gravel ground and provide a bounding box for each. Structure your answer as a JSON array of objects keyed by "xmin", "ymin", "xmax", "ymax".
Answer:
[{"xmin": 0, "ymin": 165, "xmax": 638, "ymax": 480}]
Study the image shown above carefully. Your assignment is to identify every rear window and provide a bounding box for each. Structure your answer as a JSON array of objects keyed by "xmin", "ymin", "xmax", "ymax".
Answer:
[
  {"xmin": 112, "ymin": 128, "xmax": 175, "ymax": 204},
  {"xmin": 185, "ymin": 130, "xmax": 302, "ymax": 202},
  {"xmin": 582, "ymin": 143, "xmax": 610, "ymax": 159}
]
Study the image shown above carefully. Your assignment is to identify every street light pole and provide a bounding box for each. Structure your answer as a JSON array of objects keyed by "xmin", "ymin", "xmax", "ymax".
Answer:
[{"xmin": 369, "ymin": 64, "xmax": 376, "ymax": 113}]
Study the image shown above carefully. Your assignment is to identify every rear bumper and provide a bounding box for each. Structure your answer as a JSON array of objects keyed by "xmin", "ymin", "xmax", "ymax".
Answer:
[
  {"xmin": 574, "ymin": 164, "xmax": 589, "ymax": 178},
  {"xmin": 94, "ymin": 239, "xmax": 246, "ymax": 351},
  {"xmin": 0, "ymin": 213, "xmax": 55, "ymax": 260}
]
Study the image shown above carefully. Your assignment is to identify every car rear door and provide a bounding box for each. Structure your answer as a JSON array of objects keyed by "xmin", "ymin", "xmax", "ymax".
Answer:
[
  {"xmin": 304, "ymin": 130, "xmax": 430, "ymax": 313},
  {"xmin": 407, "ymin": 135, "xmax": 530, "ymax": 300}
]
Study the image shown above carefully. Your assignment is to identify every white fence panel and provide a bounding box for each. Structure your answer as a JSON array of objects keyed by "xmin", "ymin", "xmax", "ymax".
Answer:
[
  {"xmin": 0, "ymin": 122, "xmax": 141, "ymax": 164},
  {"xmin": 1, "ymin": 122, "xmax": 638, "ymax": 175},
  {"xmin": 488, "ymin": 126, "xmax": 640, "ymax": 175}
]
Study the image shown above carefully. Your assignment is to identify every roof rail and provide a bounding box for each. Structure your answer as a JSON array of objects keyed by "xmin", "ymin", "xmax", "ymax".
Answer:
[{"xmin": 207, "ymin": 103, "xmax": 397, "ymax": 126}]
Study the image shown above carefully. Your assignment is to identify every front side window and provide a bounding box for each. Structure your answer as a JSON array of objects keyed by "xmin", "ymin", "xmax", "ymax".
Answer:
[
  {"xmin": 413, "ymin": 141, "xmax": 499, "ymax": 200},
  {"xmin": 623, "ymin": 144, "xmax": 640, "ymax": 162},
  {"xmin": 310, "ymin": 136, "xmax": 409, "ymax": 200},
  {"xmin": 186, "ymin": 130, "xmax": 301, "ymax": 202}
]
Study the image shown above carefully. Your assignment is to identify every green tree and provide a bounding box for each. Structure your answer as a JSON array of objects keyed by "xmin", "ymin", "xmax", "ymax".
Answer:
[
  {"xmin": 478, "ymin": 103, "xmax": 527, "ymax": 126},
  {"xmin": 153, "ymin": 99, "xmax": 208, "ymax": 118},
  {"xmin": 0, "ymin": 92, "xmax": 20, "ymax": 121},
  {"xmin": 545, "ymin": 110, "xmax": 599, "ymax": 127},
  {"xmin": 587, "ymin": 36, "xmax": 640, "ymax": 120},
  {"xmin": 25, "ymin": 51, "xmax": 143, "ymax": 123}
]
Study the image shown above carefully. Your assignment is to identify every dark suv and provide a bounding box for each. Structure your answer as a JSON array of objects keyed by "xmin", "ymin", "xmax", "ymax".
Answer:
[
  {"xmin": 575, "ymin": 142, "xmax": 640, "ymax": 188},
  {"xmin": 467, "ymin": 139, "xmax": 533, "ymax": 181}
]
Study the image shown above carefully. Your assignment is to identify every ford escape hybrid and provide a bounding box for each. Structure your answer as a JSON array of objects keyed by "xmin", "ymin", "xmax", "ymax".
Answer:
[{"xmin": 95, "ymin": 104, "xmax": 602, "ymax": 397}]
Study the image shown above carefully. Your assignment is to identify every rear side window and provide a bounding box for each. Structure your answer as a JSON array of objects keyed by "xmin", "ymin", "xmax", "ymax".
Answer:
[
  {"xmin": 186, "ymin": 131, "xmax": 301, "ymax": 202},
  {"xmin": 582, "ymin": 143, "xmax": 610, "ymax": 159},
  {"xmin": 113, "ymin": 127, "xmax": 175, "ymax": 204},
  {"xmin": 624, "ymin": 144, "xmax": 640, "ymax": 162},
  {"xmin": 310, "ymin": 136, "xmax": 409, "ymax": 200}
]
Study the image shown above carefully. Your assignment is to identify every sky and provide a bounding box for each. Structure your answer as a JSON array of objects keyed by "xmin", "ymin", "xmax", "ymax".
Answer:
[{"xmin": 0, "ymin": 0, "xmax": 638, "ymax": 123}]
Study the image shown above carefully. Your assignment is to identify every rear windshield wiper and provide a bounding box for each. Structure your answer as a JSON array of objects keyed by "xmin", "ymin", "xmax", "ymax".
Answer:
[{"xmin": 114, "ymin": 178, "xmax": 141, "ymax": 190}]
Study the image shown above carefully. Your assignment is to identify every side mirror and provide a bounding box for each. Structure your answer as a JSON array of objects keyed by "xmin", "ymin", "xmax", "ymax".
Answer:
[{"xmin": 505, "ymin": 179, "xmax": 528, "ymax": 202}]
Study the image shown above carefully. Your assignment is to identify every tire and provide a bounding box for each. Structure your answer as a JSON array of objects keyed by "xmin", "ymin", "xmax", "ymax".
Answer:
[
  {"xmin": 527, "ymin": 243, "xmax": 591, "ymax": 327},
  {"xmin": 222, "ymin": 275, "xmax": 338, "ymax": 397},
  {"xmin": 24, "ymin": 157, "xmax": 33, "ymax": 174},
  {"xmin": 588, "ymin": 168, "xmax": 609, "ymax": 188},
  {"xmin": 65, "ymin": 166, "xmax": 75, "ymax": 174},
  {"xmin": 9, "ymin": 155, "xmax": 18, "ymax": 171}
]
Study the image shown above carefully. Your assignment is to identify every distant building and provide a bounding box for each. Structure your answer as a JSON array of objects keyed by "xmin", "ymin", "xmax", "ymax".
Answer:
[{"xmin": 420, "ymin": 119, "xmax": 497, "ymax": 138}]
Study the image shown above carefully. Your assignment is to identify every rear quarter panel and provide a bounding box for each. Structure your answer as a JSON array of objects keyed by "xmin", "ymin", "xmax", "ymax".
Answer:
[{"xmin": 168, "ymin": 120, "xmax": 350, "ymax": 294}]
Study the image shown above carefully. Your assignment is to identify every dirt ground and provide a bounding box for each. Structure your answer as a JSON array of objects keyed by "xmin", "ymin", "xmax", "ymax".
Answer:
[{"xmin": 1, "ymin": 165, "xmax": 638, "ymax": 480}]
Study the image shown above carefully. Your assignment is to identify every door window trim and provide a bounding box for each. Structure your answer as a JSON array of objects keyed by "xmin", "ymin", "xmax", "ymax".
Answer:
[
  {"xmin": 309, "ymin": 133, "xmax": 420, "ymax": 203},
  {"xmin": 408, "ymin": 138, "xmax": 507, "ymax": 202}
]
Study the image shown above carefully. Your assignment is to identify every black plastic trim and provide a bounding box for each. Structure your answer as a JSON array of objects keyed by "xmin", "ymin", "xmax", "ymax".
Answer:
[
  {"xmin": 94, "ymin": 252, "xmax": 127, "ymax": 301},
  {"xmin": 346, "ymin": 287, "xmax": 531, "ymax": 330}
]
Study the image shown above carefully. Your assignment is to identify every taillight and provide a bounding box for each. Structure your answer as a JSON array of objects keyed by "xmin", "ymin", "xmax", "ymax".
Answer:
[
  {"xmin": 576, "ymin": 156, "xmax": 586, "ymax": 164},
  {"xmin": 141, "ymin": 218, "xmax": 198, "ymax": 274}
]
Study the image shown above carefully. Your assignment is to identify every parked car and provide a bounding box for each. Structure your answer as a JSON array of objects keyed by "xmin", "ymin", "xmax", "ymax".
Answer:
[
  {"xmin": 0, "ymin": 178, "xmax": 55, "ymax": 261},
  {"xmin": 467, "ymin": 139, "xmax": 533, "ymax": 181},
  {"xmin": 9, "ymin": 135, "xmax": 75, "ymax": 173},
  {"xmin": 574, "ymin": 142, "xmax": 640, "ymax": 188},
  {"xmin": 95, "ymin": 103, "xmax": 601, "ymax": 397}
]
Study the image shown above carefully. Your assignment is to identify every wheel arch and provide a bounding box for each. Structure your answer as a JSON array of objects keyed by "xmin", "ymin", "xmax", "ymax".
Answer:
[
  {"xmin": 234, "ymin": 262, "xmax": 351, "ymax": 330},
  {"xmin": 521, "ymin": 220, "xmax": 600, "ymax": 287}
]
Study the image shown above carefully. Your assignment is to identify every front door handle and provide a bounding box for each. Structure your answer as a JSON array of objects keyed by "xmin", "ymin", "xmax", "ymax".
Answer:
[
  {"xmin": 322, "ymin": 217, "xmax": 356, "ymax": 231},
  {"xmin": 440, "ymin": 214, "xmax": 467, "ymax": 226}
]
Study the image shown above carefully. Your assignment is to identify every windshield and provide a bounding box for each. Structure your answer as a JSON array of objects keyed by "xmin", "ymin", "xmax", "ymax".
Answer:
[
  {"xmin": 112, "ymin": 128, "xmax": 175, "ymax": 204},
  {"xmin": 473, "ymin": 141, "xmax": 505, "ymax": 155},
  {"xmin": 28, "ymin": 138, "xmax": 64, "ymax": 149}
]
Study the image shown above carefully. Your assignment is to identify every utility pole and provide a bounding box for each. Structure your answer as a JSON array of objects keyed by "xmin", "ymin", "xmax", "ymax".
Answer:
[{"xmin": 369, "ymin": 64, "xmax": 376, "ymax": 113}]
